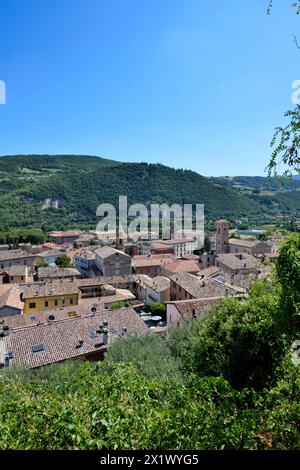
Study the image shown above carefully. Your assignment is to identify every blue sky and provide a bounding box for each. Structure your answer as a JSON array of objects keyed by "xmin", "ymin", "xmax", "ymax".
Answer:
[{"xmin": 0, "ymin": 0, "xmax": 299, "ymax": 176}]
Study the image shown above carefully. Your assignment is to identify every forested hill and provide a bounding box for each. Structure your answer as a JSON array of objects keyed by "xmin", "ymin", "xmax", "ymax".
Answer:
[
  {"xmin": 0, "ymin": 154, "xmax": 120, "ymax": 171},
  {"xmin": 0, "ymin": 154, "xmax": 297, "ymax": 231},
  {"xmin": 0, "ymin": 154, "xmax": 264, "ymax": 231},
  {"xmin": 211, "ymin": 175, "xmax": 300, "ymax": 215}
]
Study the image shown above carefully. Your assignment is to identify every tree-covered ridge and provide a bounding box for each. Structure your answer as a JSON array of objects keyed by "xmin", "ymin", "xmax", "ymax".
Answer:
[
  {"xmin": 0, "ymin": 235, "xmax": 299, "ymax": 450},
  {"xmin": 212, "ymin": 175, "xmax": 300, "ymax": 214},
  {"xmin": 0, "ymin": 155, "xmax": 264, "ymax": 231},
  {"xmin": 0, "ymin": 154, "xmax": 119, "ymax": 172},
  {"xmin": 212, "ymin": 175, "xmax": 300, "ymax": 191}
]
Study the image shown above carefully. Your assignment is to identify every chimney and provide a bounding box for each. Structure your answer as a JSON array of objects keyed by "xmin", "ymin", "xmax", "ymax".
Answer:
[{"xmin": 102, "ymin": 328, "xmax": 108, "ymax": 345}]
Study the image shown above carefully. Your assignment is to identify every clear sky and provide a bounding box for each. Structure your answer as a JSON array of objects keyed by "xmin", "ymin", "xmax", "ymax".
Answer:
[{"xmin": 0, "ymin": 0, "xmax": 299, "ymax": 176}]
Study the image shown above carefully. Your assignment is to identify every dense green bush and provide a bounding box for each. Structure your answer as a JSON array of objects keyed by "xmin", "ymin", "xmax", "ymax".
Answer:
[
  {"xmin": 150, "ymin": 303, "xmax": 166, "ymax": 316},
  {"xmin": 0, "ymin": 234, "xmax": 299, "ymax": 449},
  {"xmin": 105, "ymin": 333, "xmax": 182, "ymax": 381},
  {"xmin": 0, "ymin": 358, "xmax": 299, "ymax": 450}
]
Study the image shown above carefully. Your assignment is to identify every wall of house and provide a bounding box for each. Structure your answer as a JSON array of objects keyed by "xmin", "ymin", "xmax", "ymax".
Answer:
[
  {"xmin": 38, "ymin": 274, "xmax": 80, "ymax": 282},
  {"xmin": 9, "ymin": 274, "xmax": 28, "ymax": 283},
  {"xmin": 166, "ymin": 304, "xmax": 181, "ymax": 325},
  {"xmin": 74, "ymin": 255, "xmax": 95, "ymax": 271},
  {"xmin": 35, "ymin": 254, "xmax": 60, "ymax": 266},
  {"xmin": 173, "ymin": 241, "xmax": 197, "ymax": 259},
  {"xmin": 252, "ymin": 242, "xmax": 272, "ymax": 256},
  {"xmin": 146, "ymin": 287, "xmax": 170, "ymax": 304},
  {"xmin": 0, "ymin": 256, "xmax": 36, "ymax": 273},
  {"xmin": 199, "ymin": 254, "xmax": 215, "ymax": 268},
  {"xmin": 96, "ymin": 254, "xmax": 131, "ymax": 276},
  {"xmin": 170, "ymin": 281, "xmax": 195, "ymax": 301},
  {"xmin": 133, "ymin": 265, "xmax": 161, "ymax": 277},
  {"xmin": 23, "ymin": 293, "xmax": 79, "ymax": 314},
  {"xmin": 229, "ymin": 245, "xmax": 252, "ymax": 255},
  {"xmin": 134, "ymin": 283, "xmax": 147, "ymax": 301}
]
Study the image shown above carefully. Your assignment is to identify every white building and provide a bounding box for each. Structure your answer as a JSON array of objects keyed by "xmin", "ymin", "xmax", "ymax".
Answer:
[{"xmin": 160, "ymin": 239, "xmax": 197, "ymax": 259}]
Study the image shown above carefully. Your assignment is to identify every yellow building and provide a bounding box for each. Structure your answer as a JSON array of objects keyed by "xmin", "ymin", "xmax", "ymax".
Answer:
[{"xmin": 22, "ymin": 281, "xmax": 79, "ymax": 314}]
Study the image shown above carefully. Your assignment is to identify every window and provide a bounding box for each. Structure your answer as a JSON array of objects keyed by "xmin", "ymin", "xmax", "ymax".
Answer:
[
  {"xmin": 29, "ymin": 302, "xmax": 36, "ymax": 309},
  {"xmin": 70, "ymin": 298, "xmax": 73, "ymax": 305},
  {"xmin": 54, "ymin": 299, "xmax": 58, "ymax": 306},
  {"xmin": 62, "ymin": 299, "xmax": 65, "ymax": 305},
  {"xmin": 32, "ymin": 344, "xmax": 44, "ymax": 353},
  {"xmin": 45, "ymin": 301, "xmax": 49, "ymax": 307},
  {"xmin": 68, "ymin": 311, "xmax": 77, "ymax": 318}
]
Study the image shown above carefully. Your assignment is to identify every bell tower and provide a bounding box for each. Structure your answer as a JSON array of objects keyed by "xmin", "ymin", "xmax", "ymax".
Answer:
[
  {"xmin": 215, "ymin": 219, "xmax": 229, "ymax": 254},
  {"xmin": 116, "ymin": 223, "xmax": 125, "ymax": 252}
]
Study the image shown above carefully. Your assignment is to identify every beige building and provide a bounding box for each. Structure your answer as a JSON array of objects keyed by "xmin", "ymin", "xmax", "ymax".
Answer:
[
  {"xmin": 134, "ymin": 275, "xmax": 170, "ymax": 304},
  {"xmin": 49, "ymin": 230, "xmax": 81, "ymax": 244},
  {"xmin": 0, "ymin": 250, "xmax": 37, "ymax": 273},
  {"xmin": 162, "ymin": 259, "xmax": 200, "ymax": 277},
  {"xmin": 132, "ymin": 254, "xmax": 176, "ymax": 277},
  {"xmin": 215, "ymin": 253, "xmax": 259, "ymax": 275},
  {"xmin": 167, "ymin": 298, "xmax": 221, "ymax": 325},
  {"xmin": 0, "ymin": 285, "xmax": 24, "ymax": 317},
  {"xmin": 228, "ymin": 239, "xmax": 272, "ymax": 256},
  {"xmin": 36, "ymin": 266, "xmax": 81, "ymax": 282},
  {"xmin": 95, "ymin": 247, "xmax": 131, "ymax": 276},
  {"xmin": 0, "ymin": 265, "xmax": 30, "ymax": 284},
  {"xmin": 170, "ymin": 272, "xmax": 245, "ymax": 301}
]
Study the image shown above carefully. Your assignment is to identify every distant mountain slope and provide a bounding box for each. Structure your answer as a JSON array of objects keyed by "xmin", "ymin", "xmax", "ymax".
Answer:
[
  {"xmin": 212, "ymin": 175, "xmax": 300, "ymax": 191},
  {"xmin": 212, "ymin": 175, "xmax": 300, "ymax": 214},
  {"xmin": 0, "ymin": 155, "xmax": 264, "ymax": 231},
  {"xmin": 0, "ymin": 154, "xmax": 120, "ymax": 172}
]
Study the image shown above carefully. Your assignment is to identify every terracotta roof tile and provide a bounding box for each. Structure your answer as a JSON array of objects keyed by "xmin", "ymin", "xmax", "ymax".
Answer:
[{"xmin": 0, "ymin": 308, "xmax": 148, "ymax": 369}]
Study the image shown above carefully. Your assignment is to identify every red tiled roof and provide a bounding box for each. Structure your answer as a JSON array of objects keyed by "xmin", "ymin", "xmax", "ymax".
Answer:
[
  {"xmin": 0, "ymin": 308, "xmax": 148, "ymax": 369},
  {"xmin": 170, "ymin": 298, "xmax": 222, "ymax": 318},
  {"xmin": 49, "ymin": 230, "xmax": 81, "ymax": 237},
  {"xmin": 163, "ymin": 260, "xmax": 200, "ymax": 274},
  {"xmin": 0, "ymin": 285, "xmax": 24, "ymax": 310},
  {"xmin": 151, "ymin": 242, "xmax": 173, "ymax": 250}
]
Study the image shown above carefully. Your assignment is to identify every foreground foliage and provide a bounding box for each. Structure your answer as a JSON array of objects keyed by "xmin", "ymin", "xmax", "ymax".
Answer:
[
  {"xmin": 0, "ymin": 358, "xmax": 299, "ymax": 450},
  {"xmin": 0, "ymin": 235, "xmax": 299, "ymax": 449}
]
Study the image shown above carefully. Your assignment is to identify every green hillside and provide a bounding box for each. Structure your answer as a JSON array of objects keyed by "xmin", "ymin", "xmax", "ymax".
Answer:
[
  {"xmin": 212, "ymin": 175, "xmax": 300, "ymax": 214},
  {"xmin": 0, "ymin": 154, "xmax": 119, "ymax": 171},
  {"xmin": 212, "ymin": 175, "xmax": 300, "ymax": 192},
  {"xmin": 0, "ymin": 155, "xmax": 264, "ymax": 231}
]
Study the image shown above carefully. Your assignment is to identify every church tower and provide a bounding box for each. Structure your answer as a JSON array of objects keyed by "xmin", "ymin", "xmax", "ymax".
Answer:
[
  {"xmin": 215, "ymin": 219, "xmax": 229, "ymax": 254},
  {"xmin": 116, "ymin": 223, "xmax": 125, "ymax": 252}
]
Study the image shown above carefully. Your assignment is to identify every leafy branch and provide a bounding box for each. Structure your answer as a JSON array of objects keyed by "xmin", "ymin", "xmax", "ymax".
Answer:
[{"xmin": 268, "ymin": 106, "xmax": 300, "ymax": 178}]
